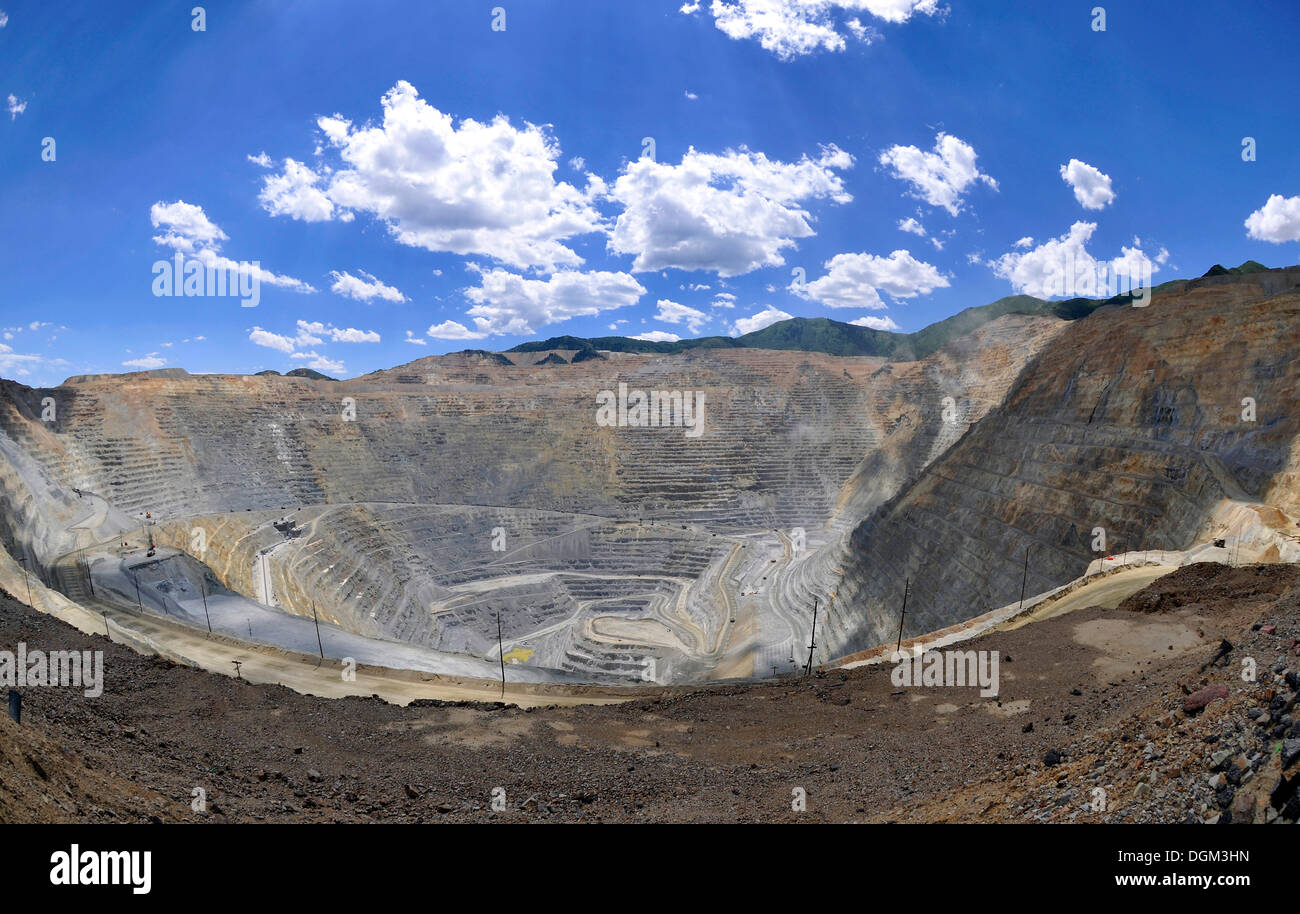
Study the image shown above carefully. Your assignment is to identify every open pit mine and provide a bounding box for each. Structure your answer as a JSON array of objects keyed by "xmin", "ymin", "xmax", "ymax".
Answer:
[{"xmin": 2, "ymin": 268, "xmax": 1299, "ymax": 703}]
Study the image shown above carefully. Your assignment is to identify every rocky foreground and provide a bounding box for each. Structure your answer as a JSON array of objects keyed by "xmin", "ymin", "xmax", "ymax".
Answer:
[{"xmin": 1, "ymin": 562, "xmax": 1297, "ymax": 824}]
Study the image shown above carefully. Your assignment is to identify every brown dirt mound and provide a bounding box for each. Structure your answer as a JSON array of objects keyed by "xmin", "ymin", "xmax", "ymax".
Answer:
[{"xmin": 1116, "ymin": 562, "xmax": 1300, "ymax": 615}]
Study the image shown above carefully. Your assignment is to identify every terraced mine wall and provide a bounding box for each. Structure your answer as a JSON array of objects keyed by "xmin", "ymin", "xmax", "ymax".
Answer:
[
  {"xmin": 822, "ymin": 268, "xmax": 1300, "ymax": 658},
  {"xmin": 0, "ymin": 314, "xmax": 1061, "ymax": 681}
]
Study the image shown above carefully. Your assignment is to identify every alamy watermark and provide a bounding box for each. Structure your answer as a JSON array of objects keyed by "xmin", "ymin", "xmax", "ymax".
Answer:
[
  {"xmin": 152, "ymin": 253, "xmax": 261, "ymax": 307},
  {"xmin": 1, "ymin": 642, "xmax": 104, "ymax": 697},
  {"xmin": 596, "ymin": 383, "xmax": 705, "ymax": 438},
  {"xmin": 890, "ymin": 646, "xmax": 1000, "ymax": 698}
]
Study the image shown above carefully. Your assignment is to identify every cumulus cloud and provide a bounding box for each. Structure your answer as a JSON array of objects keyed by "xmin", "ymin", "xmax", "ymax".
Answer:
[
  {"xmin": 7, "ymin": 93, "xmax": 25, "ymax": 120},
  {"xmin": 793, "ymin": 249, "xmax": 948, "ymax": 309},
  {"xmin": 250, "ymin": 320, "xmax": 379, "ymax": 357},
  {"xmin": 267, "ymin": 81, "xmax": 603, "ymax": 271},
  {"xmin": 850, "ymin": 315, "xmax": 901, "ymax": 330},
  {"xmin": 150, "ymin": 200, "xmax": 316, "ymax": 293},
  {"xmin": 1059, "ymin": 158, "xmax": 1115, "ymax": 210},
  {"xmin": 0, "ymin": 11, "xmax": 8, "ymax": 27},
  {"xmin": 609, "ymin": 145, "xmax": 853, "ymax": 277},
  {"xmin": 990, "ymin": 221, "xmax": 1159, "ymax": 298},
  {"xmin": 150, "ymin": 200, "xmax": 228, "ymax": 250},
  {"xmin": 632, "ymin": 330, "xmax": 682, "ymax": 342},
  {"xmin": 689, "ymin": 0, "xmax": 939, "ymax": 60},
  {"xmin": 898, "ymin": 217, "xmax": 927, "ymax": 236},
  {"xmin": 329, "ymin": 269, "xmax": 406, "ymax": 303},
  {"xmin": 123, "ymin": 353, "xmax": 166, "ymax": 369},
  {"xmin": 732, "ymin": 305, "xmax": 792, "ymax": 336},
  {"xmin": 404, "ymin": 330, "xmax": 427, "ymax": 345},
  {"xmin": 259, "ymin": 158, "xmax": 345, "ymax": 223},
  {"xmin": 290, "ymin": 352, "xmax": 346, "ymax": 375},
  {"xmin": 1244, "ymin": 194, "xmax": 1300, "ymax": 243},
  {"xmin": 247, "ymin": 151, "xmax": 272, "ymax": 168},
  {"xmin": 460, "ymin": 267, "xmax": 646, "ymax": 337},
  {"xmin": 426, "ymin": 320, "xmax": 489, "ymax": 341},
  {"xmin": 249, "ymin": 328, "xmax": 296, "ymax": 354},
  {"xmin": 654, "ymin": 299, "xmax": 709, "ymax": 333},
  {"xmin": 879, "ymin": 132, "xmax": 997, "ymax": 216}
]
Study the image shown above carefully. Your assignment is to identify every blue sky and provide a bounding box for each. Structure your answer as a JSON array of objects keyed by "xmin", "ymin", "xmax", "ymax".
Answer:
[{"xmin": 2, "ymin": 0, "xmax": 1298, "ymax": 384}]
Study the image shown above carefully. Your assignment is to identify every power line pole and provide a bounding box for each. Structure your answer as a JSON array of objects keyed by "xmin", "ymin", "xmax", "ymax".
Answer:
[
  {"xmin": 311, "ymin": 602, "xmax": 324, "ymax": 659},
  {"xmin": 200, "ymin": 576, "xmax": 212, "ymax": 633},
  {"xmin": 496, "ymin": 611, "xmax": 506, "ymax": 699},
  {"xmin": 18, "ymin": 556, "xmax": 33, "ymax": 608},
  {"xmin": 895, "ymin": 577, "xmax": 910, "ymax": 653},
  {"xmin": 1017, "ymin": 544, "xmax": 1031, "ymax": 612},
  {"xmin": 804, "ymin": 597, "xmax": 819, "ymax": 676}
]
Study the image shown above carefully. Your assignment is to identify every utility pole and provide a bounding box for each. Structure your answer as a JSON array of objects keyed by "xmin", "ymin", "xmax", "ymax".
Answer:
[
  {"xmin": 804, "ymin": 597, "xmax": 819, "ymax": 676},
  {"xmin": 200, "ymin": 576, "xmax": 212, "ymax": 633},
  {"xmin": 311, "ymin": 602, "xmax": 324, "ymax": 659},
  {"xmin": 895, "ymin": 577, "xmax": 910, "ymax": 653},
  {"xmin": 496, "ymin": 611, "xmax": 506, "ymax": 699},
  {"xmin": 18, "ymin": 556, "xmax": 33, "ymax": 608},
  {"xmin": 1017, "ymin": 545, "xmax": 1031, "ymax": 613}
]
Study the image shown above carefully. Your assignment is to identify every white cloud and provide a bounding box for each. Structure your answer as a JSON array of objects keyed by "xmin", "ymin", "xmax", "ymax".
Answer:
[
  {"xmin": 150, "ymin": 200, "xmax": 228, "ymax": 250},
  {"xmin": 898, "ymin": 217, "xmax": 927, "ymax": 236},
  {"xmin": 259, "ymin": 158, "xmax": 344, "ymax": 223},
  {"xmin": 990, "ymin": 221, "xmax": 1159, "ymax": 298},
  {"xmin": 632, "ymin": 331, "xmax": 682, "ymax": 342},
  {"xmin": 793, "ymin": 249, "xmax": 948, "ymax": 309},
  {"xmin": 325, "ymin": 326, "xmax": 381, "ymax": 343},
  {"xmin": 879, "ymin": 132, "xmax": 997, "ymax": 216},
  {"xmin": 692, "ymin": 0, "xmax": 939, "ymax": 60},
  {"xmin": 1059, "ymin": 158, "xmax": 1115, "ymax": 210},
  {"xmin": 329, "ymin": 269, "xmax": 406, "ymax": 303},
  {"xmin": 1245, "ymin": 194, "xmax": 1300, "ymax": 243},
  {"xmin": 850, "ymin": 314, "xmax": 901, "ymax": 330},
  {"xmin": 7, "ymin": 93, "xmax": 25, "ymax": 120},
  {"xmin": 249, "ymin": 328, "xmax": 296, "ymax": 354},
  {"xmin": 291, "ymin": 352, "xmax": 346, "ymax": 375},
  {"xmin": 609, "ymin": 145, "xmax": 852, "ymax": 277},
  {"xmin": 404, "ymin": 330, "xmax": 427, "ymax": 345},
  {"xmin": 427, "ymin": 320, "xmax": 489, "ymax": 341},
  {"xmin": 732, "ymin": 305, "xmax": 792, "ymax": 336},
  {"xmin": 0, "ymin": 340, "xmax": 51, "ymax": 377},
  {"xmin": 654, "ymin": 299, "xmax": 709, "ymax": 333},
  {"xmin": 684, "ymin": 90, "xmax": 699, "ymax": 100},
  {"xmin": 281, "ymin": 81, "xmax": 603, "ymax": 271},
  {"xmin": 294, "ymin": 319, "xmax": 380, "ymax": 344},
  {"xmin": 0, "ymin": 11, "xmax": 8, "ymax": 27},
  {"xmin": 123, "ymin": 353, "xmax": 166, "ymax": 369},
  {"xmin": 569, "ymin": 156, "xmax": 586, "ymax": 172},
  {"xmin": 151, "ymin": 200, "xmax": 316, "ymax": 293},
  {"xmin": 462, "ymin": 267, "xmax": 646, "ymax": 336},
  {"xmin": 247, "ymin": 151, "xmax": 272, "ymax": 168},
  {"xmin": 250, "ymin": 320, "xmax": 377, "ymax": 355},
  {"xmin": 1013, "ymin": 236, "xmax": 1034, "ymax": 249}
]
